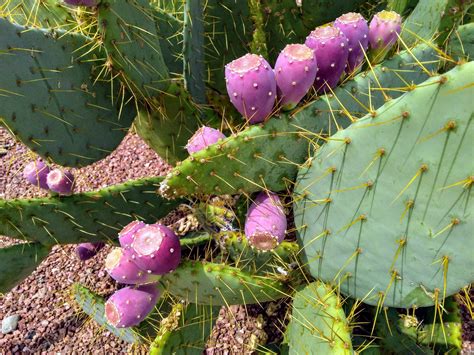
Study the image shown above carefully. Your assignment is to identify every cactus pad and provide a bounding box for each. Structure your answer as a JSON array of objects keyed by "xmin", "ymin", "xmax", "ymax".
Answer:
[{"xmin": 294, "ymin": 63, "xmax": 474, "ymax": 308}]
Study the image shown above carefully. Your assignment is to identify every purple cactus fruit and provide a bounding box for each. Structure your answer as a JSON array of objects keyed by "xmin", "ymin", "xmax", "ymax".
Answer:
[
  {"xmin": 130, "ymin": 224, "xmax": 181, "ymax": 275},
  {"xmin": 105, "ymin": 248, "xmax": 160, "ymax": 285},
  {"xmin": 186, "ymin": 126, "xmax": 226, "ymax": 154},
  {"xmin": 118, "ymin": 220, "xmax": 146, "ymax": 249},
  {"xmin": 63, "ymin": 0, "xmax": 97, "ymax": 7},
  {"xmin": 76, "ymin": 242, "xmax": 105, "ymax": 261},
  {"xmin": 244, "ymin": 192, "xmax": 287, "ymax": 251},
  {"xmin": 274, "ymin": 44, "xmax": 318, "ymax": 110},
  {"xmin": 334, "ymin": 12, "xmax": 369, "ymax": 73},
  {"xmin": 305, "ymin": 25, "xmax": 349, "ymax": 93},
  {"xmin": 225, "ymin": 54, "xmax": 277, "ymax": 124},
  {"xmin": 105, "ymin": 283, "xmax": 159, "ymax": 328},
  {"xmin": 368, "ymin": 10, "xmax": 402, "ymax": 63},
  {"xmin": 23, "ymin": 159, "xmax": 51, "ymax": 190},
  {"xmin": 46, "ymin": 169, "xmax": 75, "ymax": 195}
]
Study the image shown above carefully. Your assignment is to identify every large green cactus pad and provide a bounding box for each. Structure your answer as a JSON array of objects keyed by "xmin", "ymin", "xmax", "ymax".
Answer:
[
  {"xmin": 154, "ymin": 9, "xmax": 183, "ymax": 76},
  {"xmin": 162, "ymin": 44, "xmax": 439, "ymax": 196},
  {"xmin": 161, "ymin": 260, "xmax": 290, "ymax": 305},
  {"xmin": 0, "ymin": 242, "xmax": 51, "ymax": 293},
  {"xmin": 0, "ymin": 177, "xmax": 182, "ymax": 247},
  {"xmin": 286, "ymin": 282, "xmax": 353, "ymax": 354},
  {"xmin": 97, "ymin": 0, "xmax": 169, "ymax": 100},
  {"xmin": 150, "ymin": 303, "xmax": 220, "ymax": 354},
  {"xmin": 0, "ymin": 19, "xmax": 135, "ymax": 167},
  {"xmin": 449, "ymin": 23, "xmax": 474, "ymax": 61},
  {"xmin": 294, "ymin": 63, "xmax": 474, "ymax": 308}
]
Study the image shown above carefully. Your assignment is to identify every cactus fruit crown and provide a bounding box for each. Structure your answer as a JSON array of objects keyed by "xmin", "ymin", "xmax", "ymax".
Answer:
[
  {"xmin": 308, "ymin": 25, "xmax": 345, "ymax": 40},
  {"xmin": 132, "ymin": 226, "xmax": 165, "ymax": 256},
  {"xmin": 376, "ymin": 10, "xmax": 401, "ymax": 22},
  {"xmin": 336, "ymin": 12, "xmax": 365, "ymax": 24},
  {"xmin": 226, "ymin": 53, "xmax": 264, "ymax": 74},
  {"xmin": 281, "ymin": 44, "xmax": 314, "ymax": 61}
]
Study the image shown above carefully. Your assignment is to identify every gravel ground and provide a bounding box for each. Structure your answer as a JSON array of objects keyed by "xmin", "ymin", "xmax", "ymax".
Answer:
[{"xmin": 0, "ymin": 126, "xmax": 473, "ymax": 354}]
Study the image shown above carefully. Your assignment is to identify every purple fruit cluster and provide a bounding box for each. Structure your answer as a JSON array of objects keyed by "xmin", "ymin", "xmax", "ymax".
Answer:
[
  {"xmin": 224, "ymin": 11, "xmax": 401, "ymax": 117},
  {"xmin": 23, "ymin": 159, "xmax": 75, "ymax": 195},
  {"xmin": 104, "ymin": 221, "xmax": 181, "ymax": 328},
  {"xmin": 244, "ymin": 191, "xmax": 287, "ymax": 251},
  {"xmin": 186, "ymin": 126, "xmax": 226, "ymax": 155}
]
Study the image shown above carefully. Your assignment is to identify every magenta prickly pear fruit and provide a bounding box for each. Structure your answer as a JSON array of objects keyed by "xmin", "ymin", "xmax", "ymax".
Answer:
[
  {"xmin": 105, "ymin": 283, "xmax": 159, "ymax": 328},
  {"xmin": 46, "ymin": 169, "xmax": 75, "ymax": 195},
  {"xmin": 186, "ymin": 126, "xmax": 226, "ymax": 154},
  {"xmin": 225, "ymin": 54, "xmax": 277, "ymax": 124},
  {"xmin": 63, "ymin": 0, "xmax": 97, "ymax": 7},
  {"xmin": 305, "ymin": 26, "xmax": 349, "ymax": 93},
  {"xmin": 76, "ymin": 242, "xmax": 105, "ymax": 261},
  {"xmin": 118, "ymin": 220, "xmax": 146, "ymax": 249},
  {"xmin": 368, "ymin": 10, "xmax": 402, "ymax": 63},
  {"xmin": 334, "ymin": 12, "xmax": 369, "ymax": 73},
  {"xmin": 23, "ymin": 159, "xmax": 51, "ymax": 190},
  {"xmin": 274, "ymin": 44, "xmax": 318, "ymax": 110},
  {"xmin": 105, "ymin": 248, "xmax": 160, "ymax": 285},
  {"xmin": 244, "ymin": 191, "xmax": 287, "ymax": 251},
  {"xmin": 130, "ymin": 224, "xmax": 181, "ymax": 275}
]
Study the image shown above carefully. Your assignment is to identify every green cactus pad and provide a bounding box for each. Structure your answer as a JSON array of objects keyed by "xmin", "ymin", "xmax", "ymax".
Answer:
[
  {"xmin": 0, "ymin": 242, "xmax": 51, "ymax": 293},
  {"xmin": 162, "ymin": 44, "xmax": 439, "ymax": 196},
  {"xmin": 0, "ymin": 177, "xmax": 182, "ymax": 247},
  {"xmin": 154, "ymin": 9, "xmax": 184, "ymax": 76},
  {"xmin": 286, "ymin": 282, "xmax": 353, "ymax": 354},
  {"xmin": 437, "ymin": 0, "xmax": 473, "ymax": 45},
  {"xmin": 97, "ymin": 0, "xmax": 170, "ymax": 100},
  {"xmin": 0, "ymin": 19, "xmax": 135, "ymax": 167},
  {"xmin": 161, "ymin": 260, "xmax": 290, "ymax": 305},
  {"xmin": 401, "ymin": 0, "xmax": 450, "ymax": 46},
  {"xmin": 294, "ymin": 63, "xmax": 474, "ymax": 308},
  {"xmin": 448, "ymin": 23, "xmax": 474, "ymax": 61},
  {"xmin": 260, "ymin": 0, "xmax": 366, "ymax": 61},
  {"xmin": 2, "ymin": 0, "xmax": 75, "ymax": 29},
  {"xmin": 134, "ymin": 82, "xmax": 218, "ymax": 163},
  {"xmin": 149, "ymin": 303, "xmax": 220, "ymax": 354},
  {"xmin": 73, "ymin": 283, "xmax": 142, "ymax": 344}
]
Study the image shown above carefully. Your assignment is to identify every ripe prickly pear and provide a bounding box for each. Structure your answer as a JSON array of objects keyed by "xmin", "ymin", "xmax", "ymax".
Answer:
[
  {"xmin": 105, "ymin": 248, "xmax": 160, "ymax": 285},
  {"xmin": 104, "ymin": 283, "xmax": 159, "ymax": 328},
  {"xmin": 334, "ymin": 12, "xmax": 369, "ymax": 73},
  {"xmin": 225, "ymin": 54, "xmax": 277, "ymax": 124},
  {"xmin": 63, "ymin": 0, "xmax": 97, "ymax": 6},
  {"xmin": 244, "ymin": 192, "xmax": 287, "ymax": 251},
  {"xmin": 368, "ymin": 10, "xmax": 402, "ymax": 63},
  {"xmin": 305, "ymin": 26, "xmax": 349, "ymax": 93},
  {"xmin": 130, "ymin": 224, "xmax": 181, "ymax": 275},
  {"xmin": 118, "ymin": 220, "xmax": 146, "ymax": 249},
  {"xmin": 76, "ymin": 242, "xmax": 105, "ymax": 261},
  {"xmin": 46, "ymin": 169, "xmax": 75, "ymax": 195},
  {"xmin": 186, "ymin": 126, "xmax": 226, "ymax": 154},
  {"xmin": 274, "ymin": 44, "xmax": 318, "ymax": 110},
  {"xmin": 23, "ymin": 159, "xmax": 51, "ymax": 190}
]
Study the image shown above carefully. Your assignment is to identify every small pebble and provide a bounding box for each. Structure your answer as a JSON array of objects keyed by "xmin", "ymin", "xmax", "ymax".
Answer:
[{"xmin": 2, "ymin": 315, "xmax": 20, "ymax": 334}]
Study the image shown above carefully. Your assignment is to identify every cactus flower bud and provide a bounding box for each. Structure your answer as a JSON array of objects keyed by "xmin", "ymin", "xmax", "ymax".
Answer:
[
  {"xmin": 274, "ymin": 44, "xmax": 318, "ymax": 110},
  {"xmin": 225, "ymin": 54, "xmax": 277, "ymax": 124},
  {"xmin": 186, "ymin": 126, "xmax": 226, "ymax": 154},
  {"xmin": 23, "ymin": 159, "xmax": 51, "ymax": 190},
  {"xmin": 368, "ymin": 10, "xmax": 402, "ymax": 63},
  {"xmin": 305, "ymin": 26, "xmax": 349, "ymax": 93}
]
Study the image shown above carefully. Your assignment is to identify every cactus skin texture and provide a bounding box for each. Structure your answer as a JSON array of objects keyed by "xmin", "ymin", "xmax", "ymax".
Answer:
[
  {"xmin": 129, "ymin": 224, "xmax": 181, "ymax": 275},
  {"xmin": 286, "ymin": 282, "xmax": 353, "ymax": 354},
  {"xmin": 76, "ymin": 242, "xmax": 105, "ymax": 261},
  {"xmin": 186, "ymin": 127, "xmax": 226, "ymax": 154},
  {"xmin": 46, "ymin": 169, "xmax": 75, "ymax": 195},
  {"xmin": 305, "ymin": 26, "xmax": 349, "ymax": 93},
  {"xmin": 105, "ymin": 248, "xmax": 161, "ymax": 285},
  {"xmin": 244, "ymin": 192, "xmax": 287, "ymax": 251},
  {"xmin": 368, "ymin": 10, "xmax": 402, "ymax": 63},
  {"xmin": 225, "ymin": 54, "xmax": 277, "ymax": 124},
  {"xmin": 0, "ymin": 177, "xmax": 182, "ymax": 247},
  {"xmin": 162, "ymin": 44, "xmax": 439, "ymax": 196},
  {"xmin": 161, "ymin": 260, "xmax": 289, "ymax": 305},
  {"xmin": 334, "ymin": 12, "xmax": 369, "ymax": 73},
  {"xmin": 0, "ymin": 19, "xmax": 135, "ymax": 167},
  {"xmin": 274, "ymin": 44, "xmax": 317, "ymax": 110},
  {"xmin": 23, "ymin": 159, "xmax": 50, "ymax": 190},
  {"xmin": 0, "ymin": 243, "xmax": 51, "ymax": 293},
  {"xmin": 105, "ymin": 283, "xmax": 160, "ymax": 328},
  {"xmin": 294, "ymin": 63, "xmax": 474, "ymax": 308},
  {"xmin": 449, "ymin": 23, "xmax": 474, "ymax": 61}
]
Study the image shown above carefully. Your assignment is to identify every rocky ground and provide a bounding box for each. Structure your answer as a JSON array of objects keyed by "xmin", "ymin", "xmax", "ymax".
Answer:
[{"xmin": 0, "ymin": 126, "xmax": 473, "ymax": 354}]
